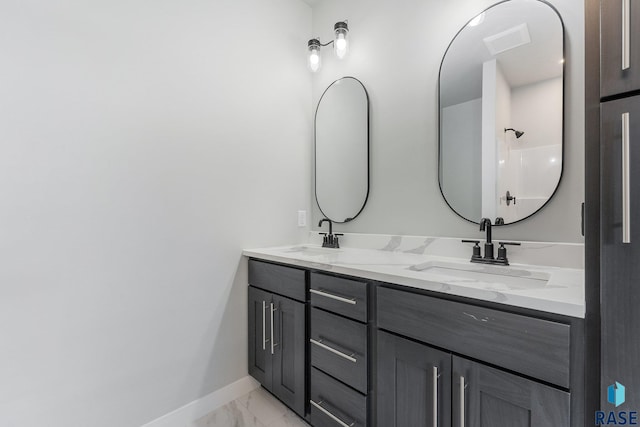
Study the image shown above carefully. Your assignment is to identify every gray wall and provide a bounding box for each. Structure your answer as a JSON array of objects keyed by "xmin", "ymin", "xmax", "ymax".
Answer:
[
  {"xmin": 311, "ymin": 0, "xmax": 584, "ymax": 243},
  {"xmin": 0, "ymin": 0, "xmax": 311, "ymax": 426}
]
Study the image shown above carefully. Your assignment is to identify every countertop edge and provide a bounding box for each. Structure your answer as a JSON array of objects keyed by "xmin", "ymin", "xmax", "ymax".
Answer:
[{"xmin": 242, "ymin": 249, "xmax": 585, "ymax": 319}]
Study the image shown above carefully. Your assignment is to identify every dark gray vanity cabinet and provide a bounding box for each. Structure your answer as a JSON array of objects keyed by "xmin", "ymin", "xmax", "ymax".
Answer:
[
  {"xmin": 452, "ymin": 357, "xmax": 570, "ymax": 427},
  {"xmin": 376, "ymin": 285, "xmax": 574, "ymax": 427},
  {"xmin": 309, "ymin": 272, "xmax": 372, "ymax": 427},
  {"xmin": 597, "ymin": 0, "xmax": 640, "ymax": 413},
  {"xmin": 377, "ymin": 331, "xmax": 451, "ymax": 427},
  {"xmin": 600, "ymin": 95, "xmax": 640, "ymax": 410},
  {"xmin": 248, "ymin": 286, "xmax": 272, "ymax": 388},
  {"xmin": 248, "ymin": 260, "xmax": 306, "ymax": 417},
  {"xmin": 247, "ymin": 259, "xmax": 582, "ymax": 426},
  {"xmin": 600, "ymin": 0, "xmax": 640, "ymax": 97},
  {"xmin": 377, "ymin": 335, "xmax": 570, "ymax": 427}
]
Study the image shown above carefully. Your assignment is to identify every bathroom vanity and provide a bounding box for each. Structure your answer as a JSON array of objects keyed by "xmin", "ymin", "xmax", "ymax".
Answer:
[
  {"xmin": 257, "ymin": 1, "xmax": 586, "ymax": 423},
  {"xmin": 244, "ymin": 241, "xmax": 584, "ymax": 427}
]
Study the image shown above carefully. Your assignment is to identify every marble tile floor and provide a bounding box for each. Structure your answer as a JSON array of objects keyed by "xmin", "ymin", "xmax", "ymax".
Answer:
[{"xmin": 192, "ymin": 387, "xmax": 310, "ymax": 427}]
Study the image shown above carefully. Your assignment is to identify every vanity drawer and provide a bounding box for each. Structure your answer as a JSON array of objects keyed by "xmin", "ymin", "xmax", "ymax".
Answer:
[
  {"xmin": 310, "ymin": 367, "xmax": 367, "ymax": 427},
  {"xmin": 311, "ymin": 307, "xmax": 367, "ymax": 393},
  {"xmin": 310, "ymin": 272, "xmax": 367, "ymax": 322},
  {"xmin": 248, "ymin": 259, "xmax": 305, "ymax": 302},
  {"xmin": 376, "ymin": 286, "xmax": 571, "ymax": 388}
]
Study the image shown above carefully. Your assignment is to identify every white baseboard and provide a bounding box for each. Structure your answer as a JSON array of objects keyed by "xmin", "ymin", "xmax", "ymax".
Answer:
[{"xmin": 141, "ymin": 376, "xmax": 261, "ymax": 427}]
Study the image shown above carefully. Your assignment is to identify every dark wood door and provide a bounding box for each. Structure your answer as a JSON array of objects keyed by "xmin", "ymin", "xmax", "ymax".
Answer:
[
  {"xmin": 271, "ymin": 294, "xmax": 306, "ymax": 417},
  {"xmin": 601, "ymin": 96, "xmax": 640, "ymax": 411},
  {"xmin": 601, "ymin": 0, "xmax": 640, "ymax": 97},
  {"xmin": 248, "ymin": 286, "xmax": 272, "ymax": 389},
  {"xmin": 377, "ymin": 330, "xmax": 452, "ymax": 427},
  {"xmin": 452, "ymin": 356, "xmax": 570, "ymax": 427}
]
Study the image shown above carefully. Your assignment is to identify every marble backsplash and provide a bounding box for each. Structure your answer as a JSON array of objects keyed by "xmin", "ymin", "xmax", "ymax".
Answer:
[{"xmin": 307, "ymin": 232, "xmax": 584, "ymax": 270}]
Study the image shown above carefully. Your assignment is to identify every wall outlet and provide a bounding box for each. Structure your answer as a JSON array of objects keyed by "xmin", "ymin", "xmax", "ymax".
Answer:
[{"xmin": 297, "ymin": 210, "xmax": 307, "ymax": 227}]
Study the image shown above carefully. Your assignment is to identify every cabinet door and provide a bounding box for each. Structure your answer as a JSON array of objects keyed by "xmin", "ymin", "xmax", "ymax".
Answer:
[
  {"xmin": 452, "ymin": 356, "xmax": 569, "ymax": 427},
  {"xmin": 601, "ymin": 96, "xmax": 640, "ymax": 410},
  {"xmin": 271, "ymin": 294, "xmax": 306, "ymax": 417},
  {"xmin": 601, "ymin": 0, "xmax": 640, "ymax": 97},
  {"xmin": 248, "ymin": 286, "xmax": 272, "ymax": 389},
  {"xmin": 377, "ymin": 331, "xmax": 451, "ymax": 427}
]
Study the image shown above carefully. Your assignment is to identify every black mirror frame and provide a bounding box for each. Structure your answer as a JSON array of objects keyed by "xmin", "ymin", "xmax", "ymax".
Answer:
[
  {"xmin": 437, "ymin": 0, "xmax": 566, "ymax": 226},
  {"xmin": 314, "ymin": 76, "xmax": 371, "ymax": 223}
]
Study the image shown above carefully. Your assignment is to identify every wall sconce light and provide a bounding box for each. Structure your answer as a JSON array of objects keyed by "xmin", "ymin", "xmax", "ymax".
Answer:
[
  {"xmin": 308, "ymin": 21, "xmax": 349, "ymax": 72},
  {"xmin": 308, "ymin": 39, "xmax": 322, "ymax": 72},
  {"xmin": 504, "ymin": 128, "xmax": 525, "ymax": 139}
]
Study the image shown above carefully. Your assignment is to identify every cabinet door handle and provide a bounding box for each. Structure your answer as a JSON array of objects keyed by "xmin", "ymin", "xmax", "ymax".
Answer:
[
  {"xmin": 622, "ymin": 112, "xmax": 631, "ymax": 243},
  {"xmin": 459, "ymin": 376, "xmax": 466, "ymax": 427},
  {"xmin": 262, "ymin": 301, "xmax": 267, "ymax": 350},
  {"xmin": 623, "ymin": 0, "xmax": 631, "ymax": 70},
  {"xmin": 270, "ymin": 303, "xmax": 278, "ymax": 355},
  {"xmin": 310, "ymin": 338, "xmax": 357, "ymax": 363},
  {"xmin": 310, "ymin": 400, "xmax": 355, "ymax": 427},
  {"xmin": 310, "ymin": 288, "xmax": 357, "ymax": 305},
  {"xmin": 433, "ymin": 366, "xmax": 439, "ymax": 427}
]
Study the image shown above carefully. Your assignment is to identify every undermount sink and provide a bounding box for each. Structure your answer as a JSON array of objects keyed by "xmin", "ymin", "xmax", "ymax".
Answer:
[
  {"xmin": 280, "ymin": 246, "xmax": 342, "ymax": 256},
  {"xmin": 408, "ymin": 260, "xmax": 550, "ymax": 290}
]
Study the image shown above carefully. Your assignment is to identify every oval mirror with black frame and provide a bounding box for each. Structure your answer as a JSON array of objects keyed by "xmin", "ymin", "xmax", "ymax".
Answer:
[
  {"xmin": 315, "ymin": 76, "xmax": 369, "ymax": 223},
  {"xmin": 438, "ymin": 0, "xmax": 564, "ymax": 225}
]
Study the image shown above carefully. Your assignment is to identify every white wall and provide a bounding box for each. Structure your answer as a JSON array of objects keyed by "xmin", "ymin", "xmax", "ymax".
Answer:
[
  {"xmin": 499, "ymin": 77, "xmax": 564, "ymax": 221},
  {"xmin": 310, "ymin": 0, "xmax": 584, "ymax": 243},
  {"xmin": 0, "ymin": 1, "xmax": 311, "ymax": 426},
  {"xmin": 493, "ymin": 61, "xmax": 512, "ymax": 221},
  {"xmin": 481, "ymin": 59, "xmax": 512, "ymax": 220},
  {"xmin": 441, "ymin": 99, "xmax": 482, "ymax": 221},
  {"xmin": 511, "ymin": 77, "xmax": 564, "ymax": 149}
]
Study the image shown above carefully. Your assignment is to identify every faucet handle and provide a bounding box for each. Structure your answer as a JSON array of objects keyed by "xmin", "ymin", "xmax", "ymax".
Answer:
[
  {"xmin": 496, "ymin": 241, "xmax": 520, "ymax": 264},
  {"xmin": 461, "ymin": 240, "xmax": 481, "ymax": 260}
]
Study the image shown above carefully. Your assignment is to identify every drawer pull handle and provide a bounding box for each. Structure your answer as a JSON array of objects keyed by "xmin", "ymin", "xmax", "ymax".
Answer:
[
  {"xmin": 310, "ymin": 400, "xmax": 355, "ymax": 427},
  {"xmin": 433, "ymin": 366, "xmax": 439, "ymax": 427},
  {"xmin": 622, "ymin": 112, "xmax": 631, "ymax": 243},
  {"xmin": 310, "ymin": 288, "xmax": 357, "ymax": 305},
  {"xmin": 310, "ymin": 338, "xmax": 357, "ymax": 363},
  {"xmin": 460, "ymin": 376, "xmax": 466, "ymax": 427},
  {"xmin": 262, "ymin": 301, "xmax": 267, "ymax": 351},
  {"xmin": 623, "ymin": 0, "xmax": 631, "ymax": 70},
  {"xmin": 270, "ymin": 303, "xmax": 278, "ymax": 355}
]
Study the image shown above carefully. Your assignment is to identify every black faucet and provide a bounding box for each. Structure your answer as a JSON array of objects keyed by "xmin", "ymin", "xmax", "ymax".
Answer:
[
  {"xmin": 479, "ymin": 218, "xmax": 494, "ymax": 260},
  {"xmin": 319, "ymin": 218, "xmax": 333, "ymax": 235},
  {"xmin": 318, "ymin": 218, "xmax": 342, "ymax": 248},
  {"xmin": 461, "ymin": 218, "xmax": 521, "ymax": 265}
]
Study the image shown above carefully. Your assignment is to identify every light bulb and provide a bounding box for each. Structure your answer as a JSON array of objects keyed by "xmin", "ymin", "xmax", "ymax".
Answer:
[
  {"xmin": 309, "ymin": 49, "xmax": 321, "ymax": 72},
  {"xmin": 335, "ymin": 34, "xmax": 348, "ymax": 59},
  {"xmin": 308, "ymin": 39, "xmax": 321, "ymax": 72},
  {"xmin": 333, "ymin": 21, "xmax": 349, "ymax": 59}
]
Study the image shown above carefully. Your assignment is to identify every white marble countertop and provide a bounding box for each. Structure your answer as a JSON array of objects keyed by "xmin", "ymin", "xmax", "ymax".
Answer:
[{"xmin": 243, "ymin": 244, "xmax": 585, "ymax": 318}]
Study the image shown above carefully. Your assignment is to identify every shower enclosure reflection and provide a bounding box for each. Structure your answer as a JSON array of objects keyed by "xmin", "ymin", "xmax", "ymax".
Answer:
[{"xmin": 438, "ymin": 0, "xmax": 564, "ymax": 225}]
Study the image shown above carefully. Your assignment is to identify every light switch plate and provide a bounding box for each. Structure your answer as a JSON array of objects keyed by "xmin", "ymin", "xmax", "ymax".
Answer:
[{"xmin": 297, "ymin": 210, "xmax": 307, "ymax": 227}]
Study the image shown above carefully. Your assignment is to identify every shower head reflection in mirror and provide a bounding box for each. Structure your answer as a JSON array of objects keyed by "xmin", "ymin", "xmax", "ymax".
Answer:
[{"xmin": 505, "ymin": 128, "xmax": 525, "ymax": 139}]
